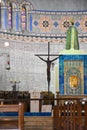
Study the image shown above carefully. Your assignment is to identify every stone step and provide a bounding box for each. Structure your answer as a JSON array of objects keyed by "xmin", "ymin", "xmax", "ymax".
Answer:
[
  {"xmin": 24, "ymin": 116, "xmax": 53, "ymax": 130},
  {"xmin": 25, "ymin": 128, "xmax": 53, "ymax": 130},
  {"xmin": 24, "ymin": 116, "xmax": 52, "ymax": 121},
  {"xmin": 0, "ymin": 116, "xmax": 53, "ymax": 130},
  {"xmin": 25, "ymin": 126, "xmax": 53, "ymax": 130},
  {"xmin": 25, "ymin": 122, "xmax": 53, "ymax": 126}
]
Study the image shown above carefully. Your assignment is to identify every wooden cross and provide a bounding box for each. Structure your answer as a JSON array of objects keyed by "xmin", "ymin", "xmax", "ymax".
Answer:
[{"xmin": 35, "ymin": 42, "xmax": 61, "ymax": 94}]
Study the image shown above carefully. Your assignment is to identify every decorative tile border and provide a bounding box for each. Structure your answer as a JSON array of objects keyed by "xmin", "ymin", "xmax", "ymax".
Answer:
[
  {"xmin": 0, "ymin": 31, "xmax": 87, "ymax": 44},
  {"xmin": 0, "ymin": 8, "xmax": 87, "ymax": 43},
  {"xmin": 29, "ymin": 10, "xmax": 87, "ymax": 35}
]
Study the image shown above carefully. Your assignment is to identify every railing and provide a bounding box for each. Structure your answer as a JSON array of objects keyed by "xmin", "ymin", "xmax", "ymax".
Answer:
[
  {"xmin": 0, "ymin": 96, "xmax": 87, "ymax": 112},
  {"xmin": 53, "ymin": 99, "xmax": 87, "ymax": 130}
]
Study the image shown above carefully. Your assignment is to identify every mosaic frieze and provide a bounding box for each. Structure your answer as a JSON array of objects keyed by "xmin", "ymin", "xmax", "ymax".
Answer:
[
  {"xmin": 30, "ymin": 11, "xmax": 87, "ymax": 35},
  {"xmin": 0, "ymin": 0, "xmax": 87, "ymax": 43}
]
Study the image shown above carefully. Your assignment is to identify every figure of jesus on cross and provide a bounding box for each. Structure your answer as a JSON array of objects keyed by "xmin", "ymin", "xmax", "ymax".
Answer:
[{"xmin": 35, "ymin": 42, "xmax": 61, "ymax": 94}]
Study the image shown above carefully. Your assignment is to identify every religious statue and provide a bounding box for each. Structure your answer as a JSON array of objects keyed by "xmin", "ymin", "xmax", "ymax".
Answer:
[{"xmin": 66, "ymin": 18, "xmax": 79, "ymax": 50}]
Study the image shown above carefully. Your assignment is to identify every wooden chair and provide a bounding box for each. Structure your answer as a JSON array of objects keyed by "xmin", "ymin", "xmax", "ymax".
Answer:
[{"xmin": 0, "ymin": 102, "xmax": 24, "ymax": 130}]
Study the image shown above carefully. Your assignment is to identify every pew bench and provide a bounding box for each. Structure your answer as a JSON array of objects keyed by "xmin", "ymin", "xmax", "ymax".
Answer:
[{"xmin": 0, "ymin": 102, "xmax": 24, "ymax": 130}]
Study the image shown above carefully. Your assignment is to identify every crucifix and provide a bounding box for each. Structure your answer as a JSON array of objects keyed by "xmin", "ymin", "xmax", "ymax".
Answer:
[{"xmin": 35, "ymin": 42, "xmax": 61, "ymax": 95}]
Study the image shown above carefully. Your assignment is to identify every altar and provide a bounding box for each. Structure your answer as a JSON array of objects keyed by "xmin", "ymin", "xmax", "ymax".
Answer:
[
  {"xmin": 58, "ymin": 20, "xmax": 87, "ymax": 95},
  {"xmin": 59, "ymin": 54, "xmax": 87, "ymax": 95}
]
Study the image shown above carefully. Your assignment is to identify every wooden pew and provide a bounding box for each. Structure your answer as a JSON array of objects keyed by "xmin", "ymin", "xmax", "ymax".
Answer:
[{"xmin": 0, "ymin": 102, "xmax": 24, "ymax": 130}]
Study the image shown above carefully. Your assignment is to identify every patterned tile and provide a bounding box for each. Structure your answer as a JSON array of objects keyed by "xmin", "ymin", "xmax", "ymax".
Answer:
[{"xmin": 59, "ymin": 55, "xmax": 87, "ymax": 95}]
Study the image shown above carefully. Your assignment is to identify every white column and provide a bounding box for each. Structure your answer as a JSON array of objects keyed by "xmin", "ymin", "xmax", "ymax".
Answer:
[{"xmin": 54, "ymin": 62, "xmax": 59, "ymax": 92}]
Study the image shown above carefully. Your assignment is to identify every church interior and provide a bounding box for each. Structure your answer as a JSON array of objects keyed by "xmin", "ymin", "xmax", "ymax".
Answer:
[{"xmin": 0, "ymin": 0, "xmax": 87, "ymax": 129}]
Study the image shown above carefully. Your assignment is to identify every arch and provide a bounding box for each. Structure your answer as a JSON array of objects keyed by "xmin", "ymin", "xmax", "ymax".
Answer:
[
  {"xmin": 20, "ymin": 0, "xmax": 34, "ymax": 11},
  {"xmin": 0, "ymin": 0, "xmax": 5, "ymax": 6}
]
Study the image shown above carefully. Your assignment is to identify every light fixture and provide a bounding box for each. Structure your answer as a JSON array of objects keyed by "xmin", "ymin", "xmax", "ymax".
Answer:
[
  {"xmin": 4, "ymin": 42, "xmax": 9, "ymax": 47},
  {"xmin": 0, "ymin": 0, "xmax": 1, "ymax": 3}
]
